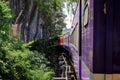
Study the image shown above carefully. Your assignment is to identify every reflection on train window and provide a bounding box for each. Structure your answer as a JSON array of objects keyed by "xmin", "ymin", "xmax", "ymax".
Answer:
[{"xmin": 83, "ymin": 1, "xmax": 89, "ymax": 28}]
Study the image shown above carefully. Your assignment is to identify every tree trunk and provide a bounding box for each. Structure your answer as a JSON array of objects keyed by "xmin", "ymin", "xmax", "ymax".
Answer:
[{"xmin": 10, "ymin": 0, "xmax": 44, "ymax": 42}]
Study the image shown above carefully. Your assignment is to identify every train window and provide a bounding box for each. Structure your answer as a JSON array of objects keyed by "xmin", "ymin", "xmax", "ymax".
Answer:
[{"xmin": 83, "ymin": 1, "xmax": 89, "ymax": 28}]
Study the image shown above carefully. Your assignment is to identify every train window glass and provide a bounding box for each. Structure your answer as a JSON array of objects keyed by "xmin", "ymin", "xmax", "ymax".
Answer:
[{"xmin": 83, "ymin": 1, "xmax": 89, "ymax": 28}]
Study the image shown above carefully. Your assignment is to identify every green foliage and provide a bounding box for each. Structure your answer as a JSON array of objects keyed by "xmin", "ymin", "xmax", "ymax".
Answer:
[
  {"xmin": 0, "ymin": 41, "xmax": 55, "ymax": 80},
  {"xmin": 0, "ymin": 1, "xmax": 13, "ymax": 36},
  {"xmin": 38, "ymin": 0, "xmax": 66, "ymax": 38},
  {"xmin": 0, "ymin": 47, "xmax": 54, "ymax": 80},
  {"xmin": 29, "ymin": 39, "xmax": 46, "ymax": 52},
  {"xmin": 37, "ymin": 0, "xmax": 77, "ymax": 38},
  {"xmin": 0, "ymin": 0, "xmax": 78, "ymax": 79},
  {"xmin": 43, "ymin": 72, "xmax": 55, "ymax": 80},
  {"xmin": 0, "ymin": 1, "xmax": 55, "ymax": 80},
  {"xmin": 29, "ymin": 37, "xmax": 60, "ymax": 56},
  {"xmin": 0, "ymin": 1, "xmax": 13, "ymax": 23}
]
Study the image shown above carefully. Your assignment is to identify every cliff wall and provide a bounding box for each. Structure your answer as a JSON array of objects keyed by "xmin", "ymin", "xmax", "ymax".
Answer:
[{"xmin": 10, "ymin": 0, "xmax": 44, "ymax": 42}]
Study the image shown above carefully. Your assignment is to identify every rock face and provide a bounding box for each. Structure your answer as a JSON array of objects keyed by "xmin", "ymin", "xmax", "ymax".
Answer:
[{"xmin": 9, "ymin": 0, "xmax": 44, "ymax": 42}]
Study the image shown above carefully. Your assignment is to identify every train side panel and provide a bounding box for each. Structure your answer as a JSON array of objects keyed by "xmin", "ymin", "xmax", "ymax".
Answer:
[
  {"xmin": 81, "ymin": 0, "xmax": 94, "ymax": 80},
  {"xmin": 82, "ymin": 0, "xmax": 120, "ymax": 80}
]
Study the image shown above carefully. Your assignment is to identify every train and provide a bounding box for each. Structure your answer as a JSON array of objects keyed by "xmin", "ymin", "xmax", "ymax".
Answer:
[
  {"xmin": 57, "ymin": 0, "xmax": 120, "ymax": 80},
  {"xmin": 81, "ymin": 0, "xmax": 120, "ymax": 80}
]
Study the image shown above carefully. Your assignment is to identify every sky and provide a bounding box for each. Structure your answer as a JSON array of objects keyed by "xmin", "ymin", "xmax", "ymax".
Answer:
[
  {"xmin": 63, "ymin": 2, "xmax": 77, "ymax": 29},
  {"xmin": 63, "ymin": 3, "xmax": 74, "ymax": 29}
]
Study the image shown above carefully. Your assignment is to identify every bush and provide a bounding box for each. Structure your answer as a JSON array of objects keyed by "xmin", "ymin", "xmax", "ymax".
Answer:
[
  {"xmin": 0, "ymin": 1, "xmax": 55, "ymax": 80},
  {"xmin": 0, "ymin": 44, "xmax": 55, "ymax": 80}
]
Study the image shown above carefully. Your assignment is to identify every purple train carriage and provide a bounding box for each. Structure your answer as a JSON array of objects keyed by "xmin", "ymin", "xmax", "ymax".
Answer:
[
  {"xmin": 81, "ymin": 0, "xmax": 120, "ymax": 80},
  {"xmin": 55, "ymin": 0, "xmax": 120, "ymax": 80}
]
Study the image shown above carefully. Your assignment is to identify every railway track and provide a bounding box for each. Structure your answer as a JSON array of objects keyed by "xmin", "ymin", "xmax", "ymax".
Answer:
[{"xmin": 53, "ymin": 53, "xmax": 77, "ymax": 80}]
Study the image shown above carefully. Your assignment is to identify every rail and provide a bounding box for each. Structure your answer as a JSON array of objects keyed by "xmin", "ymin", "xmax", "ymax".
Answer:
[
  {"xmin": 53, "ymin": 54, "xmax": 77, "ymax": 80},
  {"xmin": 57, "ymin": 1, "xmax": 80, "ymax": 79},
  {"xmin": 59, "ymin": 22, "xmax": 79, "ymax": 80}
]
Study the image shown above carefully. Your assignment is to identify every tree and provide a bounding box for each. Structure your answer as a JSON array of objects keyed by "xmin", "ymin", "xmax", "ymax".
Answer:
[
  {"xmin": 0, "ymin": 0, "xmax": 13, "ymax": 40},
  {"xmin": 38, "ymin": 0, "xmax": 65, "ymax": 38},
  {"xmin": 0, "ymin": 1, "xmax": 55, "ymax": 80},
  {"xmin": 38, "ymin": 0, "xmax": 77, "ymax": 38}
]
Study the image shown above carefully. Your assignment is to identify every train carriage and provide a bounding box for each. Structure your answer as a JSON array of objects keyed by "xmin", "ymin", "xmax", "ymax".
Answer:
[{"xmin": 81, "ymin": 0, "xmax": 120, "ymax": 80}]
